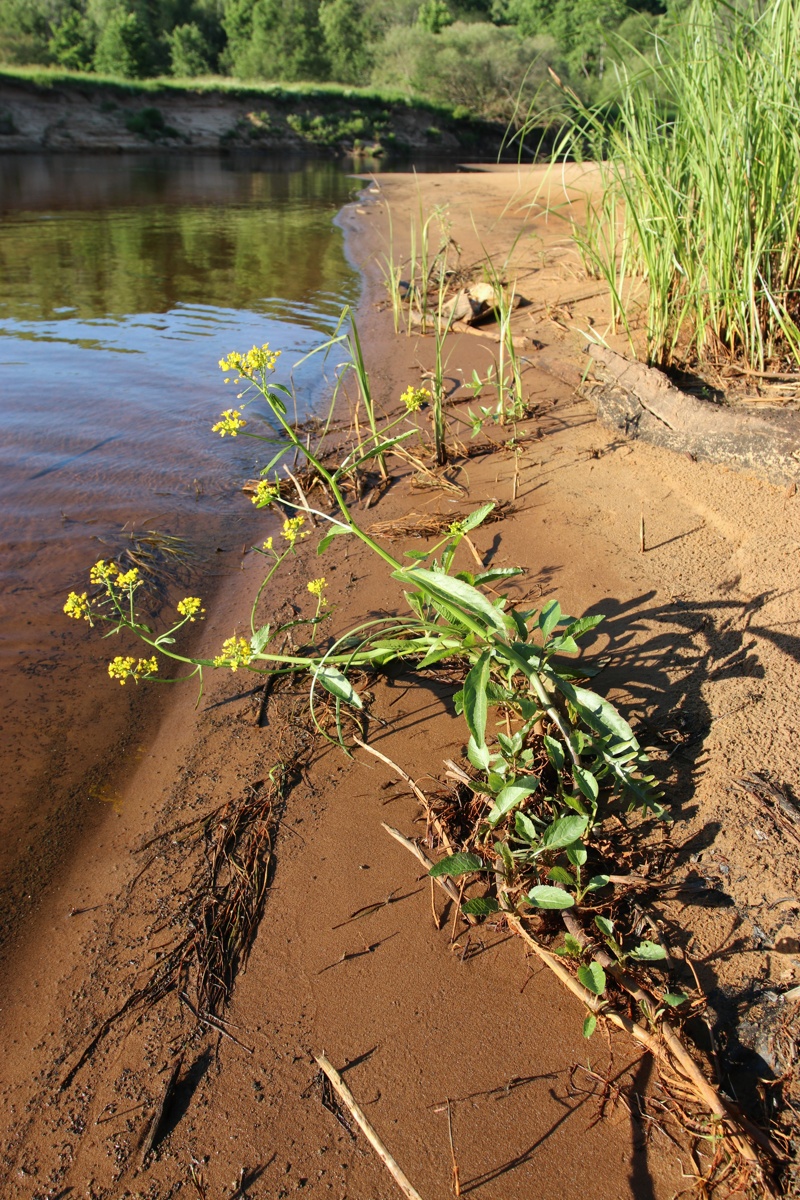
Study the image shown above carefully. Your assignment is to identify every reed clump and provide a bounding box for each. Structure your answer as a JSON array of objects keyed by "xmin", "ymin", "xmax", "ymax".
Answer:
[{"xmin": 551, "ymin": 0, "xmax": 800, "ymax": 373}]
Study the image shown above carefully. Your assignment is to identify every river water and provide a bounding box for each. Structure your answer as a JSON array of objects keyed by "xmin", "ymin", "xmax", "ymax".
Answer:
[{"xmin": 0, "ymin": 153, "xmax": 361, "ymax": 930}]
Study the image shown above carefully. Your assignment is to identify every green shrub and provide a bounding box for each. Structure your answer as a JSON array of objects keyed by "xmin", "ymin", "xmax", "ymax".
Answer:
[
  {"xmin": 168, "ymin": 22, "xmax": 211, "ymax": 76},
  {"xmin": 372, "ymin": 21, "xmax": 550, "ymax": 120},
  {"xmin": 94, "ymin": 10, "xmax": 155, "ymax": 78},
  {"xmin": 417, "ymin": 0, "xmax": 454, "ymax": 32},
  {"xmin": 320, "ymin": 0, "xmax": 373, "ymax": 83},
  {"xmin": 286, "ymin": 109, "xmax": 370, "ymax": 144},
  {"xmin": 48, "ymin": 7, "xmax": 95, "ymax": 71},
  {"xmin": 223, "ymin": 0, "xmax": 329, "ymax": 81},
  {"xmin": 125, "ymin": 105, "xmax": 179, "ymax": 140}
]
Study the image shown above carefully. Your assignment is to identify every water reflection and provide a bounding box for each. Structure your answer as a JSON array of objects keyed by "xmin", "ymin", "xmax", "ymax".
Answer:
[
  {"xmin": 0, "ymin": 154, "xmax": 360, "ymax": 921},
  {"xmin": 0, "ymin": 161, "xmax": 358, "ymax": 322}
]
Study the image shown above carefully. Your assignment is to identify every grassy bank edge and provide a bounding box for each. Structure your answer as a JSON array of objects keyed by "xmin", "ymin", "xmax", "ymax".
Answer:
[{"xmin": 0, "ymin": 63, "xmax": 496, "ymax": 128}]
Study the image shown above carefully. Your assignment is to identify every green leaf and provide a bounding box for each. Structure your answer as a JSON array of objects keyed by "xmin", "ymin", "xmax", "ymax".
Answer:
[
  {"xmin": 630, "ymin": 940, "xmax": 667, "ymax": 962},
  {"xmin": 429, "ymin": 852, "xmax": 485, "ymax": 879},
  {"xmin": 563, "ymin": 613, "xmax": 604, "ymax": 640},
  {"xmin": 461, "ymin": 501, "xmax": 495, "ymax": 533},
  {"xmin": 563, "ymin": 933, "xmax": 583, "ymax": 957},
  {"xmin": 577, "ymin": 962, "xmax": 607, "ymax": 995},
  {"xmin": 317, "ymin": 525, "xmax": 352, "ymax": 555},
  {"xmin": 508, "ymin": 609, "xmax": 528, "ymax": 642},
  {"xmin": 548, "ymin": 866, "xmax": 575, "ymax": 886},
  {"xmin": 496, "ymin": 732, "xmax": 515, "ymax": 757},
  {"xmin": 554, "ymin": 678, "xmax": 637, "ymax": 747},
  {"xmin": 662, "ymin": 992, "xmax": 688, "ymax": 1007},
  {"xmin": 549, "ymin": 634, "xmax": 580, "ymax": 655},
  {"xmin": 473, "ymin": 566, "xmax": 525, "ymax": 587},
  {"xmin": 494, "ymin": 839, "xmax": 515, "ymax": 878},
  {"xmin": 338, "ymin": 431, "xmax": 416, "ymax": 475},
  {"xmin": 467, "ymin": 735, "xmax": 491, "ymax": 771},
  {"xmin": 250, "ymin": 625, "xmax": 271, "ymax": 653},
  {"xmin": 565, "ymin": 842, "xmax": 587, "ymax": 867},
  {"xmin": 562, "ymin": 792, "xmax": 588, "ymax": 817},
  {"xmin": 543, "ymin": 734, "xmax": 565, "ymax": 772},
  {"xmin": 586, "ymin": 874, "xmax": 610, "ymax": 893},
  {"xmin": 417, "ymin": 643, "xmax": 459, "ymax": 669},
  {"xmin": 510, "ymin": 641, "xmax": 543, "ymax": 672},
  {"xmin": 514, "ymin": 811, "xmax": 539, "ymax": 844},
  {"xmin": 267, "ymin": 389, "xmax": 287, "ymax": 415},
  {"xmin": 461, "ymin": 896, "xmax": 500, "ymax": 915},
  {"xmin": 583, "ymin": 1014, "xmax": 597, "ymax": 1039},
  {"xmin": 259, "ymin": 448, "xmax": 289, "ymax": 476},
  {"xmin": 462, "ymin": 650, "xmax": 492, "ymax": 748},
  {"xmin": 394, "ymin": 567, "xmax": 512, "ymax": 637},
  {"xmin": 574, "ymin": 767, "xmax": 599, "ymax": 803},
  {"xmin": 487, "ymin": 776, "xmax": 539, "ymax": 829},
  {"xmin": 527, "ymin": 885, "xmax": 574, "ymax": 910},
  {"xmin": 540, "ymin": 814, "xmax": 588, "ymax": 851},
  {"xmin": 538, "ymin": 599, "xmax": 562, "ymax": 638},
  {"xmin": 313, "ymin": 665, "xmax": 363, "ymax": 709},
  {"xmin": 594, "ymin": 915, "xmax": 614, "ymax": 937},
  {"xmin": 404, "ymin": 590, "xmax": 425, "ymax": 620}
]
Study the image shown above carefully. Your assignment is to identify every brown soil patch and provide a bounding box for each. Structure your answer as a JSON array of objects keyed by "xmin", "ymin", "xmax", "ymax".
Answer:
[{"xmin": 1, "ymin": 164, "xmax": 798, "ymax": 1199}]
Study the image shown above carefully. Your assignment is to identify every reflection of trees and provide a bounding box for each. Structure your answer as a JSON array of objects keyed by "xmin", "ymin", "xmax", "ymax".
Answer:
[{"xmin": 0, "ymin": 160, "xmax": 358, "ymax": 322}]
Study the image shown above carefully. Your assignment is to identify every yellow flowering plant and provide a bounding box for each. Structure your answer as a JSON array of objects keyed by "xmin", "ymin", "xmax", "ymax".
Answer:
[
  {"xmin": 64, "ymin": 333, "xmax": 661, "ymax": 833},
  {"xmin": 61, "ymin": 326, "xmax": 764, "ymax": 1122},
  {"xmin": 60, "ymin": 324, "xmax": 686, "ymax": 1070}
]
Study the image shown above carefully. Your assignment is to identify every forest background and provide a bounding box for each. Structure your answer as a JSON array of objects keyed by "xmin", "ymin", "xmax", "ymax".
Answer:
[{"xmin": 0, "ymin": 0, "xmax": 687, "ymax": 122}]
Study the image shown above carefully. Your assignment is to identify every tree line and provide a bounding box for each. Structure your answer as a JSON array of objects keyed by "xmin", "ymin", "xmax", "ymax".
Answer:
[{"xmin": 0, "ymin": 0, "xmax": 672, "ymax": 119}]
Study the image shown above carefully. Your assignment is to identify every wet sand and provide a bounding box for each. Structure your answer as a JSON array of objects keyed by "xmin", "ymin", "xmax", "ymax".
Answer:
[{"xmin": 1, "ymin": 164, "xmax": 798, "ymax": 1198}]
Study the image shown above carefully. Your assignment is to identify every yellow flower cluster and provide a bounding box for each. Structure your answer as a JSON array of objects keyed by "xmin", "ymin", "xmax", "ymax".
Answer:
[
  {"xmin": 219, "ymin": 344, "xmax": 281, "ymax": 379},
  {"xmin": 86, "ymin": 560, "xmax": 140, "ymax": 591},
  {"xmin": 64, "ymin": 591, "xmax": 91, "ymax": 621},
  {"xmin": 213, "ymin": 636, "xmax": 253, "ymax": 672},
  {"xmin": 212, "ymin": 409, "xmax": 246, "ymax": 437},
  {"xmin": 107, "ymin": 655, "xmax": 158, "ymax": 685},
  {"xmin": 307, "ymin": 577, "xmax": 327, "ymax": 600},
  {"xmin": 177, "ymin": 597, "xmax": 204, "ymax": 620},
  {"xmin": 116, "ymin": 567, "xmax": 140, "ymax": 588},
  {"xmin": 400, "ymin": 385, "xmax": 431, "ymax": 413},
  {"xmin": 252, "ymin": 479, "xmax": 281, "ymax": 507},
  {"xmin": 263, "ymin": 536, "xmax": 274, "ymax": 552},
  {"xmin": 89, "ymin": 559, "xmax": 118, "ymax": 585},
  {"xmin": 282, "ymin": 515, "xmax": 308, "ymax": 547}
]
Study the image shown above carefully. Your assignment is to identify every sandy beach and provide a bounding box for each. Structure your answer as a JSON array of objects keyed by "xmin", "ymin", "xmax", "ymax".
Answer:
[{"xmin": 1, "ymin": 163, "xmax": 798, "ymax": 1199}]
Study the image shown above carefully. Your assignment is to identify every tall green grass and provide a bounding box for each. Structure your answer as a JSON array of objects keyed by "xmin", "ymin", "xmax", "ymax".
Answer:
[{"xmin": 549, "ymin": 0, "xmax": 800, "ymax": 371}]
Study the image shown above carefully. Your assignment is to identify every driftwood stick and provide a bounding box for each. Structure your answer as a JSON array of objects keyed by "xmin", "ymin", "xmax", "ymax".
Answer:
[
  {"xmin": 355, "ymin": 738, "xmax": 429, "ymax": 808},
  {"xmin": 381, "ymin": 823, "xmax": 478, "ymax": 925},
  {"xmin": 315, "ymin": 1053, "xmax": 424, "ymax": 1200},
  {"xmin": 356, "ymin": 739, "xmax": 455, "ymax": 852}
]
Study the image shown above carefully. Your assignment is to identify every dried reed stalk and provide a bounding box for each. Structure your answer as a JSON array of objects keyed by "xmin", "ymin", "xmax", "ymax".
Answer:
[{"xmin": 315, "ymin": 1054, "xmax": 425, "ymax": 1200}]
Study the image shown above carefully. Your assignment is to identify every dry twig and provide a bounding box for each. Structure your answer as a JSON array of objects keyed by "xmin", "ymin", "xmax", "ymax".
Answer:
[{"xmin": 315, "ymin": 1053, "xmax": 425, "ymax": 1200}]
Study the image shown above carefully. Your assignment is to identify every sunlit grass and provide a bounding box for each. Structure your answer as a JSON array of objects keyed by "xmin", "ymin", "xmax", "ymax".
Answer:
[
  {"xmin": 0, "ymin": 62, "xmax": 472, "ymax": 120},
  {"xmin": 549, "ymin": 0, "xmax": 800, "ymax": 372}
]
